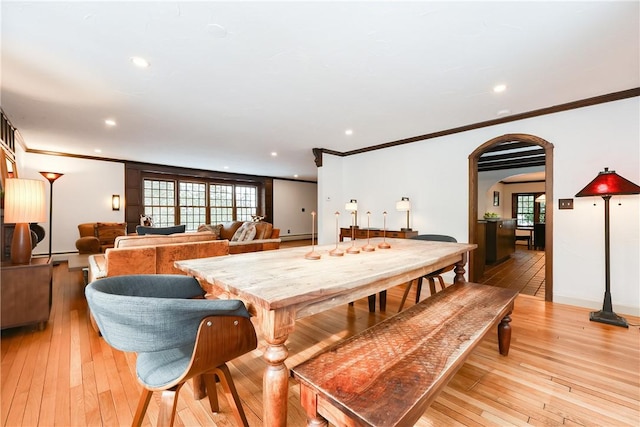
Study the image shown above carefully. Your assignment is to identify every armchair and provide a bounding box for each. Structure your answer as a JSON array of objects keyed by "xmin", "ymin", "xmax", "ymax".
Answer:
[
  {"xmin": 85, "ymin": 275, "xmax": 258, "ymax": 427},
  {"xmin": 76, "ymin": 222, "xmax": 126, "ymax": 254}
]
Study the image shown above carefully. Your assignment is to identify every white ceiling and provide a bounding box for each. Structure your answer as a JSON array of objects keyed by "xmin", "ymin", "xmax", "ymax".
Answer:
[{"xmin": 2, "ymin": 1, "xmax": 638, "ymax": 181}]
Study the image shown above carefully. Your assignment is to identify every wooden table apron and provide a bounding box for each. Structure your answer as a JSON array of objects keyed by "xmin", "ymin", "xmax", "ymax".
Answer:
[{"xmin": 175, "ymin": 238, "xmax": 476, "ymax": 427}]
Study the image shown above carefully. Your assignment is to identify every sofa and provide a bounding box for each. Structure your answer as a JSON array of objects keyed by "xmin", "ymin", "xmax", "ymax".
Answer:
[
  {"xmin": 215, "ymin": 221, "xmax": 281, "ymax": 254},
  {"xmin": 76, "ymin": 222, "xmax": 127, "ymax": 254},
  {"xmin": 87, "ymin": 221, "xmax": 280, "ymax": 282},
  {"xmin": 88, "ymin": 232, "xmax": 229, "ymax": 282}
]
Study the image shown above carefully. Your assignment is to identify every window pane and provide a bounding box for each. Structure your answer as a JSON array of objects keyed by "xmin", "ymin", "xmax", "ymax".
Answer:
[
  {"xmin": 142, "ymin": 179, "xmax": 176, "ymax": 227},
  {"xmin": 235, "ymin": 185, "xmax": 257, "ymax": 221},
  {"xmin": 179, "ymin": 182, "xmax": 206, "ymax": 231},
  {"xmin": 515, "ymin": 194, "xmax": 535, "ymax": 226},
  {"xmin": 210, "ymin": 184, "xmax": 234, "ymax": 223}
]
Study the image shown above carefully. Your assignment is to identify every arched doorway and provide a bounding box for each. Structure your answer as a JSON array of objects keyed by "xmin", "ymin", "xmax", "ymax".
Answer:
[{"xmin": 469, "ymin": 133, "xmax": 554, "ymax": 302}]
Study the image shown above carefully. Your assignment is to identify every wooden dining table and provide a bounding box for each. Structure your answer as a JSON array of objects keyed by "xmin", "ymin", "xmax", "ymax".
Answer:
[{"xmin": 175, "ymin": 237, "xmax": 476, "ymax": 427}]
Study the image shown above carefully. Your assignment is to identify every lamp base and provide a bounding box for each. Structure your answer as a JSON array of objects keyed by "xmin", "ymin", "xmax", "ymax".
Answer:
[
  {"xmin": 400, "ymin": 227, "xmax": 412, "ymax": 232},
  {"xmin": 589, "ymin": 310, "xmax": 629, "ymax": 328}
]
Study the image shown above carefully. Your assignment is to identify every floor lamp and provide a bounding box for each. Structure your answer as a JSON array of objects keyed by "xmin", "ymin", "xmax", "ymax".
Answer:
[
  {"xmin": 575, "ymin": 167, "xmax": 640, "ymax": 328},
  {"xmin": 40, "ymin": 172, "xmax": 64, "ymax": 260}
]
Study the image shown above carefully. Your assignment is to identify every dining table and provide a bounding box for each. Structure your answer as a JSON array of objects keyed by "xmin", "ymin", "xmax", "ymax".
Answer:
[{"xmin": 175, "ymin": 237, "xmax": 476, "ymax": 427}]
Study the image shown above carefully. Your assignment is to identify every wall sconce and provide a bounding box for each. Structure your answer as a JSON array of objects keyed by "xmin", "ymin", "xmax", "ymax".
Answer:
[
  {"xmin": 345, "ymin": 199, "xmax": 358, "ymax": 228},
  {"xmin": 4, "ymin": 178, "xmax": 47, "ymax": 264},
  {"xmin": 396, "ymin": 197, "xmax": 412, "ymax": 231},
  {"xmin": 112, "ymin": 194, "xmax": 121, "ymax": 211}
]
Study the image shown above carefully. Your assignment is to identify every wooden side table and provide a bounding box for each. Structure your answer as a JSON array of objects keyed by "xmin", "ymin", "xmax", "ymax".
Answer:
[
  {"xmin": 339, "ymin": 227, "xmax": 418, "ymax": 242},
  {"xmin": 1, "ymin": 257, "xmax": 53, "ymax": 330},
  {"xmin": 340, "ymin": 228, "xmax": 419, "ymax": 311}
]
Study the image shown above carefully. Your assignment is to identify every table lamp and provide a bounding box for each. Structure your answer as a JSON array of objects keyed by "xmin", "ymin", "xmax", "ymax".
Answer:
[
  {"xmin": 575, "ymin": 167, "xmax": 640, "ymax": 328},
  {"xmin": 4, "ymin": 178, "xmax": 47, "ymax": 264},
  {"xmin": 396, "ymin": 197, "xmax": 412, "ymax": 231}
]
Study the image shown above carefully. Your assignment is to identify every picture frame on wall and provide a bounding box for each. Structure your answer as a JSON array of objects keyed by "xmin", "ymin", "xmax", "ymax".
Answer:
[{"xmin": 493, "ymin": 191, "xmax": 500, "ymax": 206}]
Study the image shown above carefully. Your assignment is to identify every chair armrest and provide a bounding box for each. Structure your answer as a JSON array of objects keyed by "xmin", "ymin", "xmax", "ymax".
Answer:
[
  {"xmin": 76, "ymin": 236, "xmax": 101, "ymax": 254},
  {"xmin": 88, "ymin": 254, "xmax": 107, "ymax": 282}
]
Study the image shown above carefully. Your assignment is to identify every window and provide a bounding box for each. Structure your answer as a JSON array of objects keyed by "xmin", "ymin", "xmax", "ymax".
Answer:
[
  {"xmin": 179, "ymin": 182, "xmax": 206, "ymax": 231},
  {"xmin": 512, "ymin": 193, "xmax": 545, "ymax": 227},
  {"xmin": 143, "ymin": 178, "xmax": 259, "ymax": 228},
  {"xmin": 210, "ymin": 184, "xmax": 233, "ymax": 223},
  {"xmin": 143, "ymin": 179, "xmax": 176, "ymax": 227}
]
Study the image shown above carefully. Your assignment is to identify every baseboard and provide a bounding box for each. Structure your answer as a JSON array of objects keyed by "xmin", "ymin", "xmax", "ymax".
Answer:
[
  {"xmin": 280, "ymin": 234, "xmax": 313, "ymax": 242},
  {"xmin": 553, "ymin": 295, "xmax": 640, "ymax": 317}
]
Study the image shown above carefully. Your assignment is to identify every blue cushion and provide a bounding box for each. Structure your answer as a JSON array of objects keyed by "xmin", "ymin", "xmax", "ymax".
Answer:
[{"xmin": 136, "ymin": 225, "xmax": 186, "ymax": 235}]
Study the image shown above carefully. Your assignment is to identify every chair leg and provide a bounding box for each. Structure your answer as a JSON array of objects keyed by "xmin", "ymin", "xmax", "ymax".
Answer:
[
  {"xmin": 214, "ymin": 364, "xmax": 250, "ymax": 427},
  {"xmin": 202, "ymin": 373, "xmax": 220, "ymax": 413},
  {"xmin": 437, "ymin": 275, "xmax": 446, "ymax": 291},
  {"xmin": 415, "ymin": 277, "xmax": 423, "ymax": 304},
  {"xmin": 133, "ymin": 389, "xmax": 153, "ymax": 427},
  {"xmin": 428, "ymin": 277, "xmax": 437, "ymax": 295},
  {"xmin": 158, "ymin": 384, "xmax": 183, "ymax": 427}
]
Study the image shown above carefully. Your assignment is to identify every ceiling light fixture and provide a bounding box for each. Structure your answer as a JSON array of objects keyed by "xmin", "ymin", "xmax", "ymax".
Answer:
[
  {"xmin": 345, "ymin": 129, "xmax": 353, "ymax": 136},
  {"xmin": 497, "ymin": 109, "xmax": 511, "ymax": 116},
  {"xmin": 271, "ymin": 152, "xmax": 278, "ymax": 157},
  {"xmin": 493, "ymin": 84, "xmax": 507, "ymax": 93},
  {"xmin": 105, "ymin": 119, "xmax": 116, "ymax": 126},
  {"xmin": 94, "ymin": 149, "xmax": 102, "ymax": 154},
  {"xmin": 130, "ymin": 56, "xmax": 150, "ymax": 68}
]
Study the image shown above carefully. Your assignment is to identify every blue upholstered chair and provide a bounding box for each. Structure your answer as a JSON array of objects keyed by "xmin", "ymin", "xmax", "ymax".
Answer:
[
  {"xmin": 85, "ymin": 275, "xmax": 257, "ymax": 427},
  {"xmin": 399, "ymin": 235, "xmax": 458, "ymax": 311}
]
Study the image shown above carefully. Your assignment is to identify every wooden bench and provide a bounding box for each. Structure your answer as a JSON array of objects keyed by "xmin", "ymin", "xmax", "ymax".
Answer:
[{"xmin": 291, "ymin": 282, "xmax": 518, "ymax": 427}]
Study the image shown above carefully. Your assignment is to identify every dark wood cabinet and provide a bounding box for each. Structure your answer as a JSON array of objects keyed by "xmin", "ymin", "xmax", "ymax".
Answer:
[
  {"xmin": 339, "ymin": 228, "xmax": 418, "ymax": 242},
  {"xmin": 1, "ymin": 257, "xmax": 53, "ymax": 330},
  {"xmin": 534, "ymin": 223, "xmax": 546, "ymax": 250},
  {"xmin": 482, "ymin": 219, "xmax": 516, "ymax": 264}
]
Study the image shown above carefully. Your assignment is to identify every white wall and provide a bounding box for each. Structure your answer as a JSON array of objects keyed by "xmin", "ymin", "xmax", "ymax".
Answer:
[
  {"xmin": 14, "ymin": 151, "xmax": 319, "ymax": 257},
  {"xmin": 317, "ymin": 97, "xmax": 640, "ymax": 316},
  {"xmin": 17, "ymin": 150, "xmax": 125, "ymax": 260},
  {"xmin": 273, "ymin": 179, "xmax": 318, "ymax": 239}
]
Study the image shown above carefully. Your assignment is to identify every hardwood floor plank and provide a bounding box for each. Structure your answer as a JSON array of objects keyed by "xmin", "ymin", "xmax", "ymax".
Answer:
[{"xmin": 1, "ymin": 260, "xmax": 638, "ymax": 426}]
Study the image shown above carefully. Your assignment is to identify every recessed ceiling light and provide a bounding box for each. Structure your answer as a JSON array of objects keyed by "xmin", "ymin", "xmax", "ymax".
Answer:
[
  {"xmin": 493, "ymin": 84, "xmax": 507, "ymax": 93},
  {"xmin": 271, "ymin": 152, "xmax": 278, "ymax": 157},
  {"xmin": 293, "ymin": 174, "xmax": 299, "ymax": 178},
  {"xmin": 497, "ymin": 109, "xmax": 511, "ymax": 116},
  {"xmin": 130, "ymin": 56, "xmax": 150, "ymax": 68},
  {"xmin": 345, "ymin": 129, "xmax": 353, "ymax": 136},
  {"xmin": 94, "ymin": 149, "xmax": 102, "ymax": 154},
  {"xmin": 105, "ymin": 119, "xmax": 116, "ymax": 126},
  {"xmin": 223, "ymin": 166, "xmax": 229, "ymax": 170}
]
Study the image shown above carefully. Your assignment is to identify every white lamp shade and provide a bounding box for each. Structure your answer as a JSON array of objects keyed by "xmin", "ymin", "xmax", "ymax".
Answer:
[
  {"xmin": 345, "ymin": 200, "xmax": 358, "ymax": 211},
  {"xmin": 396, "ymin": 199, "xmax": 411, "ymax": 211},
  {"xmin": 4, "ymin": 178, "xmax": 47, "ymax": 223}
]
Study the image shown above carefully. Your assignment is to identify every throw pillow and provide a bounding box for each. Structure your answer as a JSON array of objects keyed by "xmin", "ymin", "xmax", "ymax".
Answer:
[
  {"xmin": 230, "ymin": 222, "xmax": 257, "ymax": 242},
  {"xmin": 95, "ymin": 222, "xmax": 127, "ymax": 245},
  {"xmin": 136, "ymin": 225, "xmax": 186, "ymax": 235},
  {"xmin": 197, "ymin": 224, "xmax": 223, "ymax": 239}
]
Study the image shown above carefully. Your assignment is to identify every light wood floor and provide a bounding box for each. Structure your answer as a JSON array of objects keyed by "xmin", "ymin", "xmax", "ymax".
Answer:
[{"xmin": 2, "ymin": 259, "xmax": 639, "ymax": 426}]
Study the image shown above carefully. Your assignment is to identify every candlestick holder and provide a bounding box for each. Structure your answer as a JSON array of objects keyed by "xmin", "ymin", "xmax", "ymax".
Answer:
[
  {"xmin": 346, "ymin": 211, "xmax": 360, "ymax": 254},
  {"xmin": 329, "ymin": 211, "xmax": 344, "ymax": 257},
  {"xmin": 378, "ymin": 211, "xmax": 391, "ymax": 249},
  {"xmin": 362, "ymin": 211, "xmax": 375, "ymax": 252},
  {"xmin": 305, "ymin": 211, "xmax": 321, "ymax": 260}
]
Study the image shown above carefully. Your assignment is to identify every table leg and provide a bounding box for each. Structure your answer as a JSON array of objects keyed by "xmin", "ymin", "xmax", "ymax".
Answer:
[
  {"xmin": 454, "ymin": 253, "xmax": 467, "ymax": 283},
  {"xmin": 263, "ymin": 336, "xmax": 290, "ymax": 426},
  {"xmin": 498, "ymin": 312, "xmax": 512, "ymax": 356}
]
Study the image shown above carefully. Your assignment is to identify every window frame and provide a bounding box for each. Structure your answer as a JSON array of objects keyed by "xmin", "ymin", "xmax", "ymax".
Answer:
[{"xmin": 511, "ymin": 192, "xmax": 546, "ymax": 227}]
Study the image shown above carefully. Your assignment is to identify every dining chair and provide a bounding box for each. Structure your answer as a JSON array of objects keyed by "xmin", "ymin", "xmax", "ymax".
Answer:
[
  {"xmin": 85, "ymin": 274, "xmax": 257, "ymax": 427},
  {"xmin": 398, "ymin": 234, "xmax": 458, "ymax": 311}
]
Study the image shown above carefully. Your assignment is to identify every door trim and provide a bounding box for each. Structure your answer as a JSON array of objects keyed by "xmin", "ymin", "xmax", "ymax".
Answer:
[{"xmin": 468, "ymin": 133, "xmax": 554, "ymax": 301}]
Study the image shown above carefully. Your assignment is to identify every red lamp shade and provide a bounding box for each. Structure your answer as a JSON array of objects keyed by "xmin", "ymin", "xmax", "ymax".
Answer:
[{"xmin": 575, "ymin": 167, "xmax": 640, "ymax": 197}]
